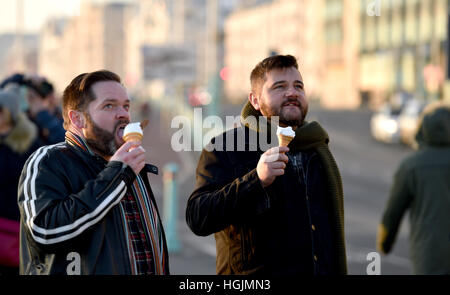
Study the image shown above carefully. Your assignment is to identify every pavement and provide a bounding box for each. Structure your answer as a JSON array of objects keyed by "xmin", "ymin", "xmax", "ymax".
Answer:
[{"xmin": 308, "ymin": 106, "xmax": 413, "ymax": 274}]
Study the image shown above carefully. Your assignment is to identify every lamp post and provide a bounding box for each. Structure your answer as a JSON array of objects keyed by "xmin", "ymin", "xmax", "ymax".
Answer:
[{"xmin": 163, "ymin": 162, "xmax": 181, "ymax": 253}]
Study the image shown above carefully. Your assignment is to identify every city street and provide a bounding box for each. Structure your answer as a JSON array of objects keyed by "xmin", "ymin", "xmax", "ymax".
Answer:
[
  {"xmin": 141, "ymin": 102, "xmax": 414, "ymax": 275},
  {"xmin": 309, "ymin": 106, "xmax": 414, "ymax": 275}
]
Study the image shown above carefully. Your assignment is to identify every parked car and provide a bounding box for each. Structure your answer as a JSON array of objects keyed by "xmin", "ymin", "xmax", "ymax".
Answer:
[
  {"xmin": 370, "ymin": 103, "xmax": 402, "ymax": 144},
  {"xmin": 398, "ymin": 99, "xmax": 428, "ymax": 147}
]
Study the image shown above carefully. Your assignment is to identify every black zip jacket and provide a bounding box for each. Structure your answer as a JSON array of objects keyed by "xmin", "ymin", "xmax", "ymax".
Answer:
[
  {"xmin": 17, "ymin": 140, "xmax": 169, "ymax": 275},
  {"xmin": 186, "ymin": 124, "xmax": 344, "ymax": 274}
]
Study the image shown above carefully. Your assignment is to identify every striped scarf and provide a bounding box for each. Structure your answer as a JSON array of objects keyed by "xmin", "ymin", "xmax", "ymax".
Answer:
[
  {"xmin": 65, "ymin": 131, "xmax": 167, "ymax": 274},
  {"xmin": 126, "ymin": 175, "xmax": 166, "ymax": 274}
]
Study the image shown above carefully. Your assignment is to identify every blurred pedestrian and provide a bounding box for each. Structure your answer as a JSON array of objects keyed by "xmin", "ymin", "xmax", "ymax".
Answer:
[
  {"xmin": 0, "ymin": 88, "xmax": 41, "ymax": 275},
  {"xmin": 186, "ymin": 55, "xmax": 347, "ymax": 274},
  {"xmin": 0, "ymin": 73, "xmax": 65, "ymax": 145},
  {"xmin": 377, "ymin": 101, "xmax": 450, "ymax": 274},
  {"xmin": 17, "ymin": 70, "xmax": 169, "ymax": 275}
]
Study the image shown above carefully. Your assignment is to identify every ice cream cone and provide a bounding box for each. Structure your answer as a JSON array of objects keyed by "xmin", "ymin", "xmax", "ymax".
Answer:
[
  {"xmin": 123, "ymin": 122, "xmax": 144, "ymax": 143},
  {"xmin": 277, "ymin": 134, "xmax": 294, "ymax": 149},
  {"xmin": 276, "ymin": 126, "xmax": 295, "ymax": 153},
  {"xmin": 123, "ymin": 132, "xmax": 143, "ymax": 143}
]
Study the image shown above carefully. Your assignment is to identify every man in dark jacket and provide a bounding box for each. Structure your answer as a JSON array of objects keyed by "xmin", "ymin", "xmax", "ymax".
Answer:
[
  {"xmin": 17, "ymin": 70, "xmax": 169, "ymax": 275},
  {"xmin": 377, "ymin": 101, "xmax": 450, "ymax": 274},
  {"xmin": 186, "ymin": 55, "xmax": 347, "ymax": 275}
]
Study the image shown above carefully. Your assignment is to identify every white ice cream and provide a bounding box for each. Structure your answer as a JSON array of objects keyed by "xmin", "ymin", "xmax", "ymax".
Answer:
[
  {"xmin": 123, "ymin": 122, "xmax": 143, "ymax": 137},
  {"xmin": 276, "ymin": 126, "xmax": 295, "ymax": 138}
]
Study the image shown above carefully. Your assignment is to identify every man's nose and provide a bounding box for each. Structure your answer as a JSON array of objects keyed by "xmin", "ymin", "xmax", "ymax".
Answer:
[
  {"xmin": 285, "ymin": 86, "xmax": 300, "ymax": 97},
  {"xmin": 116, "ymin": 106, "xmax": 130, "ymax": 119}
]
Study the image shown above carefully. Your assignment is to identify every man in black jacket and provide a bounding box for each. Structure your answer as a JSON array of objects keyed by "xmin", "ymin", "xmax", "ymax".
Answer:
[
  {"xmin": 17, "ymin": 70, "xmax": 169, "ymax": 275},
  {"xmin": 186, "ymin": 55, "xmax": 347, "ymax": 274}
]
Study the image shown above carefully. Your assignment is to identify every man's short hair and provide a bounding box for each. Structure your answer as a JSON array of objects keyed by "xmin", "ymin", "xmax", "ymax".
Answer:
[
  {"xmin": 62, "ymin": 70, "xmax": 121, "ymax": 130},
  {"xmin": 250, "ymin": 54, "xmax": 299, "ymax": 95}
]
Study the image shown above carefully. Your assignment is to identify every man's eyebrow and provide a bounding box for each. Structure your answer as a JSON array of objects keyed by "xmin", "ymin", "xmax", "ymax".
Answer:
[
  {"xmin": 270, "ymin": 80, "xmax": 304, "ymax": 88},
  {"xmin": 101, "ymin": 98, "xmax": 130, "ymax": 104},
  {"xmin": 270, "ymin": 80, "xmax": 287, "ymax": 88}
]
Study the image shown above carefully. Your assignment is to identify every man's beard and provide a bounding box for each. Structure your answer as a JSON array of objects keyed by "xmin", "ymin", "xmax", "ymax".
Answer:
[
  {"xmin": 84, "ymin": 112, "xmax": 129, "ymax": 157},
  {"xmin": 260, "ymin": 100, "xmax": 308, "ymax": 127}
]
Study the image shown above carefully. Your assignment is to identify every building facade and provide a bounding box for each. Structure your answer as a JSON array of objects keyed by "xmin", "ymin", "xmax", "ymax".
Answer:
[
  {"xmin": 224, "ymin": 0, "xmax": 325, "ymax": 105},
  {"xmin": 0, "ymin": 34, "xmax": 38, "ymax": 80},
  {"xmin": 358, "ymin": 0, "xmax": 449, "ymax": 106},
  {"xmin": 322, "ymin": 0, "xmax": 360, "ymax": 108},
  {"xmin": 224, "ymin": 0, "xmax": 449, "ymax": 108},
  {"xmin": 39, "ymin": 0, "xmax": 132, "ymax": 93}
]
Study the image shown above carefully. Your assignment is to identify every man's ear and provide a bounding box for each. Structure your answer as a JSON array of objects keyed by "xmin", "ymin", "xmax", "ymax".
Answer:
[
  {"xmin": 68, "ymin": 110, "xmax": 86, "ymax": 129},
  {"xmin": 248, "ymin": 92, "xmax": 260, "ymax": 111}
]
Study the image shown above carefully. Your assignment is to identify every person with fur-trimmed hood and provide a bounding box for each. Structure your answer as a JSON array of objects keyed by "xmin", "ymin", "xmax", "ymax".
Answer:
[{"xmin": 0, "ymin": 88, "xmax": 41, "ymax": 275}]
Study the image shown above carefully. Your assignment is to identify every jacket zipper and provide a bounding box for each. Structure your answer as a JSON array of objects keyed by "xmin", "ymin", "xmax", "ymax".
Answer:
[
  {"xmin": 304, "ymin": 153, "xmax": 319, "ymax": 274},
  {"xmin": 290, "ymin": 152, "xmax": 318, "ymax": 274}
]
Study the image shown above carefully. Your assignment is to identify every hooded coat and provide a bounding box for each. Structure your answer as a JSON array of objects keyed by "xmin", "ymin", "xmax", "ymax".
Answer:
[
  {"xmin": 0, "ymin": 90, "xmax": 41, "ymax": 221},
  {"xmin": 378, "ymin": 101, "xmax": 450, "ymax": 274}
]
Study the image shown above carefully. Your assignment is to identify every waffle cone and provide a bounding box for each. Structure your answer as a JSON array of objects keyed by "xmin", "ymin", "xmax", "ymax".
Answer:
[
  {"xmin": 123, "ymin": 132, "xmax": 143, "ymax": 142},
  {"xmin": 277, "ymin": 134, "xmax": 294, "ymax": 147}
]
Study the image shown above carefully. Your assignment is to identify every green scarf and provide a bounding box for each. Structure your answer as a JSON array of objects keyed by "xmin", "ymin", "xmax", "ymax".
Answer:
[{"xmin": 241, "ymin": 101, "xmax": 348, "ymax": 274}]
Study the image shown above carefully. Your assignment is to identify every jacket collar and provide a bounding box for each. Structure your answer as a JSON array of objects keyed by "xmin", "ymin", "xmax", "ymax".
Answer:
[
  {"xmin": 65, "ymin": 131, "xmax": 95, "ymax": 156},
  {"xmin": 240, "ymin": 101, "xmax": 330, "ymax": 152}
]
